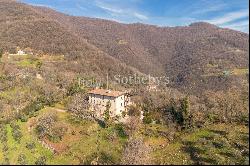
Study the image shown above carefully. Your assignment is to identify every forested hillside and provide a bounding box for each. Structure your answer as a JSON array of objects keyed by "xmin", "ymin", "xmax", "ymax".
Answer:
[{"xmin": 0, "ymin": 0, "xmax": 248, "ymax": 165}]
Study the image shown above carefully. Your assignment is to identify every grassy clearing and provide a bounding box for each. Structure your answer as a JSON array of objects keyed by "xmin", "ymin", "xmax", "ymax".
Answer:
[
  {"xmin": 1, "ymin": 105, "xmax": 248, "ymax": 164},
  {"xmin": 152, "ymin": 124, "xmax": 249, "ymax": 165},
  {"xmin": 52, "ymin": 113, "xmax": 127, "ymax": 164},
  {"xmin": 0, "ymin": 144, "xmax": 3, "ymax": 162},
  {"xmin": 118, "ymin": 40, "xmax": 128, "ymax": 45},
  {"xmin": 39, "ymin": 54, "xmax": 65, "ymax": 62},
  {"xmin": 0, "ymin": 87, "xmax": 31, "ymax": 101},
  {"xmin": 2, "ymin": 54, "xmax": 42, "ymax": 68},
  {"xmin": 53, "ymin": 97, "xmax": 70, "ymax": 110},
  {"xmin": 16, "ymin": 59, "xmax": 42, "ymax": 68},
  {"xmin": 231, "ymin": 68, "xmax": 249, "ymax": 75},
  {"xmin": 0, "ymin": 107, "xmax": 128, "ymax": 164},
  {"xmin": 140, "ymin": 124, "xmax": 170, "ymax": 147},
  {"xmin": 2, "ymin": 122, "xmax": 53, "ymax": 165},
  {"xmin": 207, "ymin": 63, "xmax": 219, "ymax": 68},
  {"xmin": 202, "ymin": 68, "xmax": 249, "ymax": 77}
]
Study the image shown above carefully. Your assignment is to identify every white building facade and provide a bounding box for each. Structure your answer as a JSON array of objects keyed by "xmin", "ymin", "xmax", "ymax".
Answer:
[
  {"xmin": 88, "ymin": 89, "xmax": 131, "ymax": 118},
  {"xmin": 17, "ymin": 50, "xmax": 25, "ymax": 55}
]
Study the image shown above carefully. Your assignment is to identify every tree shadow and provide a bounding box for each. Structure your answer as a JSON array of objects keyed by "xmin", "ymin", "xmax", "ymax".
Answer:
[
  {"xmin": 239, "ymin": 133, "xmax": 249, "ymax": 143},
  {"xmin": 208, "ymin": 129, "xmax": 228, "ymax": 136},
  {"xmin": 94, "ymin": 118, "xmax": 106, "ymax": 128},
  {"xmin": 181, "ymin": 141, "xmax": 217, "ymax": 165},
  {"xmin": 233, "ymin": 142, "xmax": 249, "ymax": 154},
  {"xmin": 219, "ymin": 151, "xmax": 235, "ymax": 158},
  {"xmin": 212, "ymin": 141, "xmax": 224, "ymax": 149},
  {"xmin": 201, "ymin": 135, "xmax": 214, "ymax": 140}
]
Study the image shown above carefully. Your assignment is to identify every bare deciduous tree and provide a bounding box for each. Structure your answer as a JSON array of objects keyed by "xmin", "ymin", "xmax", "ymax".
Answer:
[{"xmin": 68, "ymin": 93, "xmax": 94, "ymax": 120}]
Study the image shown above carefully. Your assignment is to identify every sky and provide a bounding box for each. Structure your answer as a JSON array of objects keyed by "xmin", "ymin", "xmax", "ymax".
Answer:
[{"xmin": 21, "ymin": 0, "xmax": 249, "ymax": 33}]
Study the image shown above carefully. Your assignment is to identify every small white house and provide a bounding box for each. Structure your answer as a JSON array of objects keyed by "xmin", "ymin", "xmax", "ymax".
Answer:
[
  {"xmin": 88, "ymin": 89, "xmax": 131, "ymax": 117},
  {"xmin": 17, "ymin": 50, "xmax": 25, "ymax": 55}
]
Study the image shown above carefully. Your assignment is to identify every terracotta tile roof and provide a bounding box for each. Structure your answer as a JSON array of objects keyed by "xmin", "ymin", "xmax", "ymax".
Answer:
[{"xmin": 88, "ymin": 89, "xmax": 125, "ymax": 97}]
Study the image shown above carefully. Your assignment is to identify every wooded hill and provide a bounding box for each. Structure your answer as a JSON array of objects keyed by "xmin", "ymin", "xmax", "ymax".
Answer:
[{"xmin": 0, "ymin": 0, "xmax": 249, "ymax": 94}]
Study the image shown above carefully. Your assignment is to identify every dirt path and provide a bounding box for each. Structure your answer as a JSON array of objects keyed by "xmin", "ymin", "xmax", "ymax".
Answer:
[{"xmin": 51, "ymin": 108, "xmax": 67, "ymax": 113}]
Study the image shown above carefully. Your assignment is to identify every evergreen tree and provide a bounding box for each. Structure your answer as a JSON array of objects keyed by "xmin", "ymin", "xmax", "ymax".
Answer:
[
  {"xmin": 0, "ymin": 48, "xmax": 3, "ymax": 60},
  {"xmin": 180, "ymin": 96, "xmax": 193, "ymax": 129},
  {"xmin": 104, "ymin": 101, "xmax": 111, "ymax": 127}
]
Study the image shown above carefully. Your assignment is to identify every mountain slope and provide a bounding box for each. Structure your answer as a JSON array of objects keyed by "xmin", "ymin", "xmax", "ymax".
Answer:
[
  {"xmin": 31, "ymin": 5, "xmax": 249, "ymax": 93},
  {"xmin": 0, "ymin": 0, "xmax": 141, "ymax": 78},
  {"xmin": 0, "ymin": 0, "xmax": 249, "ymax": 93}
]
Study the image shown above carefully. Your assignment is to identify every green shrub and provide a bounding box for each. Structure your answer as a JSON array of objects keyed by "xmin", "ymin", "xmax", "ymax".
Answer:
[
  {"xmin": 35, "ymin": 61, "xmax": 43, "ymax": 69},
  {"xmin": 84, "ymin": 152, "xmax": 116, "ymax": 165},
  {"xmin": 35, "ymin": 156, "xmax": 47, "ymax": 165},
  {"xmin": 67, "ymin": 81, "xmax": 83, "ymax": 96},
  {"xmin": 3, "ymin": 157, "xmax": 10, "ymax": 165},
  {"xmin": 207, "ymin": 113, "xmax": 220, "ymax": 123},
  {"xmin": 36, "ymin": 113, "xmax": 67, "ymax": 142},
  {"xmin": 114, "ymin": 123, "xmax": 128, "ymax": 138},
  {"xmin": 0, "ymin": 125, "xmax": 7, "ymax": 143},
  {"xmin": 26, "ymin": 142, "xmax": 36, "ymax": 150},
  {"xmin": 143, "ymin": 112, "xmax": 152, "ymax": 124},
  {"xmin": 47, "ymin": 123, "xmax": 68, "ymax": 143},
  {"xmin": 22, "ymin": 94, "xmax": 58, "ymax": 118},
  {"xmin": 20, "ymin": 115, "xmax": 28, "ymax": 122},
  {"xmin": 0, "ymin": 48, "xmax": 3, "ymax": 59},
  {"xmin": 122, "ymin": 111, "xmax": 127, "ymax": 118},
  {"xmin": 11, "ymin": 123, "xmax": 23, "ymax": 143},
  {"xmin": 127, "ymin": 105, "xmax": 141, "ymax": 117},
  {"xmin": 35, "ymin": 113, "xmax": 57, "ymax": 138},
  {"xmin": 18, "ymin": 154, "xmax": 27, "ymax": 165},
  {"xmin": 2, "ymin": 144, "xmax": 8, "ymax": 152}
]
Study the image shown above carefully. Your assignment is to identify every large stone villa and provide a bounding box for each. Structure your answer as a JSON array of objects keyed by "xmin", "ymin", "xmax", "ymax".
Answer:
[{"xmin": 88, "ymin": 89, "xmax": 131, "ymax": 117}]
